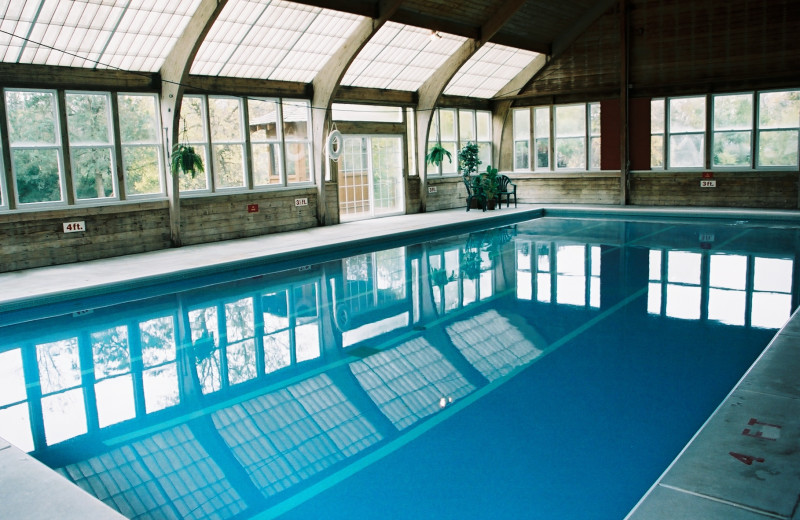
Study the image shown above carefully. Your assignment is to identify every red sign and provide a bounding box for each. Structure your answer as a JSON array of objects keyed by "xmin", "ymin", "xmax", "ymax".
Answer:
[
  {"xmin": 702, "ymin": 171, "xmax": 714, "ymax": 179},
  {"xmin": 247, "ymin": 204, "xmax": 259, "ymax": 213}
]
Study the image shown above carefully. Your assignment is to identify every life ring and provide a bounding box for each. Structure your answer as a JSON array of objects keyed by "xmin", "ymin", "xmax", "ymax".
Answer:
[{"xmin": 326, "ymin": 129, "xmax": 342, "ymax": 160}]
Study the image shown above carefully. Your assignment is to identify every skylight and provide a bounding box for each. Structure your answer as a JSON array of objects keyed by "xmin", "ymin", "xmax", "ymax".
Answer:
[
  {"xmin": 341, "ymin": 22, "xmax": 466, "ymax": 92},
  {"xmin": 0, "ymin": 0, "xmax": 201, "ymax": 71},
  {"xmin": 445, "ymin": 43, "xmax": 540, "ymax": 99},
  {"xmin": 191, "ymin": 0, "xmax": 363, "ymax": 82}
]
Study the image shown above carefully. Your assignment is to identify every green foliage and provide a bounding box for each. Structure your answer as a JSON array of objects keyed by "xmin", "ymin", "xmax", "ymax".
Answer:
[
  {"xmin": 457, "ymin": 142, "xmax": 480, "ymax": 178},
  {"xmin": 426, "ymin": 142, "xmax": 452, "ymax": 167},
  {"xmin": 472, "ymin": 164, "xmax": 500, "ymax": 201},
  {"xmin": 171, "ymin": 143, "xmax": 205, "ymax": 177}
]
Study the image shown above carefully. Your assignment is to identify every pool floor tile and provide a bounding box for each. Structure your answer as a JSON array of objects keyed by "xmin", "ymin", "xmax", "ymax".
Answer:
[{"xmin": 658, "ymin": 388, "xmax": 800, "ymax": 518}]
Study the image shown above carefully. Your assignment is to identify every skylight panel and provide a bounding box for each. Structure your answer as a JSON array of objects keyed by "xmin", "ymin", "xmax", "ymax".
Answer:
[
  {"xmin": 0, "ymin": 0, "xmax": 200, "ymax": 72},
  {"xmin": 445, "ymin": 43, "xmax": 539, "ymax": 99},
  {"xmin": 342, "ymin": 23, "xmax": 466, "ymax": 92},
  {"xmin": 192, "ymin": 0, "xmax": 362, "ymax": 81}
]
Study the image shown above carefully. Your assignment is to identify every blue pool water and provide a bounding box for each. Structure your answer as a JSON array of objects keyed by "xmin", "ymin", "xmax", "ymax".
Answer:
[{"xmin": 0, "ymin": 216, "xmax": 797, "ymax": 519}]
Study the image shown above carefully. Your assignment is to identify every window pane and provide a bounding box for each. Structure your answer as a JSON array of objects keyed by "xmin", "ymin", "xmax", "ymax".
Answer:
[
  {"xmin": 651, "ymin": 99, "xmax": 664, "ymax": 134},
  {"xmin": 651, "ymin": 135, "xmax": 664, "ymax": 168},
  {"xmin": 534, "ymin": 107, "xmax": 550, "ymax": 137},
  {"xmin": 758, "ymin": 130, "xmax": 799, "ymax": 167},
  {"xmin": 759, "ymin": 91, "xmax": 800, "ymax": 129},
  {"xmin": 714, "ymin": 94, "xmax": 752, "ymax": 130},
  {"xmin": 72, "ymin": 147, "xmax": 115, "ymax": 199},
  {"xmin": 118, "ymin": 94, "xmax": 159, "ymax": 143},
  {"xmin": 514, "ymin": 141, "xmax": 529, "ymax": 170},
  {"xmin": 283, "ymin": 100, "xmax": 309, "ymax": 140},
  {"xmin": 12, "ymin": 149, "xmax": 63, "ymax": 203},
  {"xmin": 669, "ymin": 97, "xmax": 705, "ymax": 132},
  {"xmin": 556, "ymin": 137, "xmax": 585, "ymax": 169},
  {"xmin": 439, "ymin": 109, "xmax": 456, "ymax": 140},
  {"xmin": 713, "ymin": 131, "xmax": 751, "ymax": 166},
  {"xmin": 5, "ymin": 90, "xmax": 58, "ymax": 144},
  {"xmin": 590, "ymin": 136, "xmax": 601, "ymax": 170},
  {"xmin": 286, "ymin": 142, "xmax": 311, "ymax": 183},
  {"xmin": 555, "ymin": 105, "xmax": 585, "ymax": 137},
  {"xmin": 213, "ymin": 144, "xmax": 245, "ymax": 188},
  {"xmin": 252, "ymin": 143, "xmax": 281, "ymax": 185},
  {"xmin": 513, "ymin": 109, "xmax": 529, "ymax": 139},
  {"xmin": 535, "ymin": 138, "xmax": 549, "ymax": 168},
  {"xmin": 209, "ymin": 97, "xmax": 243, "ymax": 142},
  {"xmin": 478, "ymin": 142, "xmax": 491, "ymax": 169},
  {"xmin": 66, "ymin": 93, "xmax": 111, "ymax": 144},
  {"xmin": 119, "ymin": 94, "xmax": 163, "ymax": 196},
  {"xmin": 248, "ymin": 99, "xmax": 280, "ymax": 140},
  {"xmin": 459, "ymin": 110, "xmax": 475, "ymax": 142},
  {"xmin": 180, "ymin": 96, "xmax": 206, "ymax": 142},
  {"xmin": 669, "ymin": 134, "xmax": 705, "ymax": 167},
  {"xmin": 590, "ymin": 103, "xmax": 601, "ymax": 135},
  {"xmin": 123, "ymin": 146, "xmax": 162, "ymax": 195},
  {"xmin": 476, "ymin": 111, "xmax": 491, "ymax": 141}
]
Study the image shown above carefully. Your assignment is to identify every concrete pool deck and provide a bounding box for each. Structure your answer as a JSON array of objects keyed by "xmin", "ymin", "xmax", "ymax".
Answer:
[{"xmin": 1, "ymin": 204, "xmax": 799, "ymax": 519}]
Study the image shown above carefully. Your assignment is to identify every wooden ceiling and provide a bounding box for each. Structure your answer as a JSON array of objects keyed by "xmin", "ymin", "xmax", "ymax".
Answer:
[{"xmin": 286, "ymin": 0, "xmax": 613, "ymax": 55}]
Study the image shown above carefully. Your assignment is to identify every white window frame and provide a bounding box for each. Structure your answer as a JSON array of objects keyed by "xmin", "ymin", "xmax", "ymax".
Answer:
[
  {"xmin": 65, "ymin": 90, "xmax": 120, "ymax": 204},
  {"xmin": 117, "ymin": 92, "xmax": 166, "ymax": 199},
  {"xmin": 5, "ymin": 88, "xmax": 67, "ymax": 208}
]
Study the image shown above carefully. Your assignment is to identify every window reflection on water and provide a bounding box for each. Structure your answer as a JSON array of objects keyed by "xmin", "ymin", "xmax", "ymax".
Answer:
[{"xmin": 0, "ymin": 218, "xmax": 797, "ymax": 519}]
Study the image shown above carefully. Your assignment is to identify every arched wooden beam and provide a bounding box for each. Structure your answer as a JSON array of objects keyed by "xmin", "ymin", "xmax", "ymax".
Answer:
[
  {"xmin": 159, "ymin": 0, "xmax": 228, "ymax": 246},
  {"xmin": 311, "ymin": 0, "xmax": 404, "ymax": 225}
]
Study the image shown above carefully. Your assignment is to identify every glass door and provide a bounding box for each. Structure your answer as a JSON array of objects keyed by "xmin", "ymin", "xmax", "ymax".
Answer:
[{"xmin": 339, "ymin": 136, "xmax": 404, "ymax": 221}]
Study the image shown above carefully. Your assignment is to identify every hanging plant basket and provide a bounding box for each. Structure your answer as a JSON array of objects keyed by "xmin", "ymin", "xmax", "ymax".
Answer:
[{"xmin": 171, "ymin": 143, "xmax": 205, "ymax": 178}]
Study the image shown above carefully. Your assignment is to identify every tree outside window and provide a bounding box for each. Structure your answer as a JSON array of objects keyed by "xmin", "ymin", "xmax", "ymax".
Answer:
[{"xmin": 5, "ymin": 89, "xmax": 64, "ymax": 205}]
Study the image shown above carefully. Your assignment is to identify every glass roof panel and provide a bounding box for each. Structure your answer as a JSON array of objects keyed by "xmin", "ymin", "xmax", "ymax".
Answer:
[
  {"xmin": 192, "ymin": 0, "xmax": 363, "ymax": 82},
  {"xmin": 0, "ymin": 0, "xmax": 200, "ymax": 72},
  {"xmin": 341, "ymin": 23, "xmax": 466, "ymax": 92},
  {"xmin": 445, "ymin": 43, "xmax": 539, "ymax": 99}
]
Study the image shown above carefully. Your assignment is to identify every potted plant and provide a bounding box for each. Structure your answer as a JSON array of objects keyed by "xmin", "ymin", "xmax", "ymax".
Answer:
[
  {"xmin": 171, "ymin": 143, "xmax": 205, "ymax": 177},
  {"xmin": 458, "ymin": 142, "xmax": 481, "ymax": 180},
  {"xmin": 479, "ymin": 165, "xmax": 500, "ymax": 208},
  {"xmin": 426, "ymin": 143, "xmax": 452, "ymax": 167}
]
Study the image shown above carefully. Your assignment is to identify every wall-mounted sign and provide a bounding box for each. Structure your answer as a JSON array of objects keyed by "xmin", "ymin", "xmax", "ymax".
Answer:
[
  {"xmin": 247, "ymin": 204, "xmax": 259, "ymax": 213},
  {"xmin": 63, "ymin": 221, "xmax": 85, "ymax": 233},
  {"xmin": 701, "ymin": 180, "xmax": 717, "ymax": 188}
]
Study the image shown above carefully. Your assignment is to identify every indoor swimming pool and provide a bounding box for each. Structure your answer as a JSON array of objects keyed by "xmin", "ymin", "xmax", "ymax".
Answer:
[{"xmin": 0, "ymin": 215, "xmax": 798, "ymax": 519}]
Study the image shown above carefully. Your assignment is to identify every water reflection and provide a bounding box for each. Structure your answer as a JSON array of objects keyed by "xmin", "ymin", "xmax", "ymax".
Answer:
[{"xmin": 0, "ymin": 218, "xmax": 798, "ymax": 519}]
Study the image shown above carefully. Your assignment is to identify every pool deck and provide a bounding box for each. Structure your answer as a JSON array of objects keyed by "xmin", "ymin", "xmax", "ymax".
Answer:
[{"xmin": 1, "ymin": 204, "xmax": 800, "ymax": 519}]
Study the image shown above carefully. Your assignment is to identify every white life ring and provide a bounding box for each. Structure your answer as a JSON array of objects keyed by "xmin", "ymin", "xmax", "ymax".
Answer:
[{"xmin": 326, "ymin": 129, "xmax": 342, "ymax": 160}]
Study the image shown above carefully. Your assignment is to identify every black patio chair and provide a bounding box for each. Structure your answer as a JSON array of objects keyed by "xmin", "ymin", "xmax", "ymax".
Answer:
[
  {"xmin": 497, "ymin": 175, "xmax": 517, "ymax": 208},
  {"xmin": 463, "ymin": 178, "xmax": 487, "ymax": 212}
]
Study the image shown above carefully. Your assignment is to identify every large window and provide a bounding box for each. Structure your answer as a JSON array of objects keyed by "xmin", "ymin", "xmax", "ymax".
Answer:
[
  {"xmin": 118, "ymin": 93, "xmax": 164, "ymax": 197},
  {"xmin": 651, "ymin": 89, "xmax": 799, "ymax": 170},
  {"xmin": 249, "ymin": 98, "xmax": 283, "ymax": 186},
  {"xmin": 427, "ymin": 108, "xmax": 492, "ymax": 175},
  {"xmin": 713, "ymin": 93, "xmax": 752, "ymax": 167},
  {"xmin": 66, "ymin": 92, "xmax": 117, "ymax": 201},
  {"xmin": 513, "ymin": 103, "xmax": 600, "ymax": 172},
  {"xmin": 758, "ymin": 90, "xmax": 800, "ymax": 167},
  {"xmin": 5, "ymin": 89, "xmax": 65, "ymax": 205},
  {"xmin": 209, "ymin": 96, "xmax": 246, "ymax": 189},
  {"xmin": 283, "ymin": 99, "xmax": 312, "ymax": 184}
]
